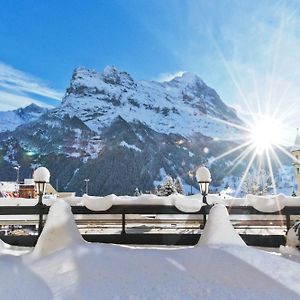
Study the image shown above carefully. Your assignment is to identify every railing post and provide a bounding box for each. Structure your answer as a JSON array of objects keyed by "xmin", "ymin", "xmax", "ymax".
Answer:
[
  {"xmin": 202, "ymin": 213, "xmax": 207, "ymax": 229},
  {"xmin": 38, "ymin": 194, "xmax": 44, "ymax": 237},
  {"xmin": 121, "ymin": 213, "xmax": 126, "ymax": 236},
  {"xmin": 286, "ymin": 214, "xmax": 291, "ymax": 231},
  {"xmin": 201, "ymin": 205, "xmax": 211, "ymax": 229}
]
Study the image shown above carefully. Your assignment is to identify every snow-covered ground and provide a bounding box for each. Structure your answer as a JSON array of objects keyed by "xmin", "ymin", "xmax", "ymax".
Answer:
[{"xmin": 0, "ymin": 201, "xmax": 300, "ymax": 300}]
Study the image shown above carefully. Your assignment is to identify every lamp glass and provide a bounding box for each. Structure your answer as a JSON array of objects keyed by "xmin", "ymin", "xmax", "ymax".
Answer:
[
  {"xmin": 199, "ymin": 182, "xmax": 210, "ymax": 196},
  {"xmin": 36, "ymin": 181, "xmax": 47, "ymax": 196}
]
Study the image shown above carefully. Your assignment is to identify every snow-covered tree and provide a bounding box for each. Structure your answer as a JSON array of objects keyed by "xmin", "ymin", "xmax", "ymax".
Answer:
[
  {"xmin": 241, "ymin": 170, "xmax": 272, "ymax": 195},
  {"xmin": 133, "ymin": 188, "xmax": 141, "ymax": 196},
  {"xmin": 157, "ymin": 175, "xmax": 177, "ymax": 196},
  {"xmin": 174, "ymin": 177, "xmax": 184, "ymax": 195},
  {"xmin": 153, "ymin": 186, "xmax": 159, "ymax": 195}
]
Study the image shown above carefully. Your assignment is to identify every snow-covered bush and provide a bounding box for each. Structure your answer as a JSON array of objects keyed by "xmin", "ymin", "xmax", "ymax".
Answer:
[{"xmin": 286, "ymin": 221, "xmax": 300, "ymax": 249}]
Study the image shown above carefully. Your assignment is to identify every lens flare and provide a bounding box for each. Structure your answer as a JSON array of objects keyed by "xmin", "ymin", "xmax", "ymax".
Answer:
[
  {"xmin": 249, "ymin": 117, "xmax": 284, "ymax": 154},
  {"xmin": 207, "ymin": 110, "xmax": 296, "ymax": 196}
]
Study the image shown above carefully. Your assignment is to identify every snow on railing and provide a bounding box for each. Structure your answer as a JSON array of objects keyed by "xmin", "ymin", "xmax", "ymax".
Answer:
[{"xmin": 0, "ymin": 193, "xmax": 299, "ymax": 213}]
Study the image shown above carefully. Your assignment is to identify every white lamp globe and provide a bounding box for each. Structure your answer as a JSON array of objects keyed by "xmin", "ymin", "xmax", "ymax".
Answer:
[
  {"xmin": 33, "ymin": 167, "xmax": 50, "ymax": 183},
  {"xmin": 196, "ymin": 166, "xmax": 211, "ymax": 183}
]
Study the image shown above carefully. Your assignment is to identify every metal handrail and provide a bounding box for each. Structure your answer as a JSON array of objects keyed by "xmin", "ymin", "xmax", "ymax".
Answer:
[{"xmin": 0, "ymin": 204, "xmax": 298, "ymax": 247}]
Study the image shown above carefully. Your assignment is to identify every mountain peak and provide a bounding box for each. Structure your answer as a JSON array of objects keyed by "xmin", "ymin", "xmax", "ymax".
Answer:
[
  {"xmin": 17, "ymin": 103, "xmax": 47, "ymax": 115},
  {"xmin": 61, "ymin": 65, "xmax": 241, "ymax": 137},
  {"xmin": 103, "ymin": 65, "xmax": 119, "ymax": 75},
  {"xmin": 174, "ymin": 71, "xmax": 204, "ymax": 84},
  {"xmin": 21, "ymin": 103, "xmax": 42, "ymax": 111},
  {"xmin": 102, "ymin": 65, "xmax": 134, "ymax": 86},
  {"xmin": 0, "ymin": 103, "xmax": 47, "ymax": 132},
  {"xmin": 71, "ymin": 67, "xmax": 97, "ymax": 79},
  {"xmin": 102, "ymin": 65, "xmax": 122, "ymax": 84}
]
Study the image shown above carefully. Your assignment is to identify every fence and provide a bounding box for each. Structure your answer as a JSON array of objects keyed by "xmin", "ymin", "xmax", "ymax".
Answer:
[{"xmin": 0, "ymin": 204, "xmax": 299, "ymax": 247}]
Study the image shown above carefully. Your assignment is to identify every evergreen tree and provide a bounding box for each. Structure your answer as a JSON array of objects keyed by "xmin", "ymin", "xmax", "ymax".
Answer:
[
  {"xmin": 157, "ymin": 175, "xmax": 177, "ymax": 196},
  {"xmin": 174, "ymin": 177, "xmax": 184, "ymax": 195},
  {"xmin": 133, "ymin": 187, "xmax": 141, "ymax": 196},
  {"xmin": 241, "ymin": 169, "xmax": 272, "ymax": 195}
]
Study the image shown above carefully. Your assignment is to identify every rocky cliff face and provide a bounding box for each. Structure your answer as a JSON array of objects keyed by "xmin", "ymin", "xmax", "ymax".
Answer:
[
  {"xmin": 55, "ymin": 66, "xmax": 242, "ymax": 137},
  {"xmin": 0, "ymin": 66, "xmax": 246, "ymax": 195}
]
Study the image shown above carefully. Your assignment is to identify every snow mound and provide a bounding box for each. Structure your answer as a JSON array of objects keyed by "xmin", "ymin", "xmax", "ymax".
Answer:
[
  {"xmin": 83, "ymin": 194, "xmax": 114, "ymax": 211},
  {"xmin": 115, "ymin": 194, "xmax": 175, "ymax": 206},
  {"xmin": 286, "ymin": 221, "xmax": 300, "ymax": 248},
  {"xmin": 208, "ymin": 194, "xmax": 246, "ymax": 206},
  {"xmin": 62, "ymin": 195, "xmax": 83, "ymax": 206},
  {"xmin": 283, "ymin": 196, "xmax": 300, "ymax": 206},
  {"xmin": 174, "ymin": 194, "xmax": 203, "ymax": 212},
  {"xmin": 198, "ymin": 204, "xmax": 246, "ymax": 246},
  {"xmin": 279, "ymin": 245, "xmax": 300, "ymax": 257},
  {"xmin": 0, "ymin": 238, "xmax": 7, "ymax": 249},
  {"xmin": 31, "ymin": 200, "xmax": 84, "ymax": 258},
  {"xmin": 17, "ymin": 243, "xmax": 300, "ymax": 299},
  {"xmin": 246, "ymin": 194, "xmax": 285, "ymax": 212}
]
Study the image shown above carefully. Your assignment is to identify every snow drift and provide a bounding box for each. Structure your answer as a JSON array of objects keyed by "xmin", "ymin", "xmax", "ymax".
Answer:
[
  {"xmin": 198, "ymin": 204, "xmax": 246, "ymax": 246},
  {"xmin": 31, "ymin": 200, "xmax": 85, "ymax": 258},
  {"xmin": 83, "ymin": 194, "xmax": 114, "ymax": 211},
  {"xmin": 1, "ymin": 199, "xmax": 300, "ymax": 299},
  {"xmin": 174, "ymin": 194, "xmax": 204, "ymax": 212},
  {"xmin": 280, "ymin": 221, "xmax": 300, "ymax": 256},
  {"xmin": 0, "ymin": 237, "xmax": 6, "ymax": 249},
  {"xmin": 246, "ymin": 194, "xmax": 285, "ymax": 212}
]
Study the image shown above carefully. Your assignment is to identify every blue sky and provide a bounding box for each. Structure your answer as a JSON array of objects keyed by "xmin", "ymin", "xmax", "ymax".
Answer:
[{"xmin": 1, "ymin": 0, "xmax": 300, "ymax": 138}]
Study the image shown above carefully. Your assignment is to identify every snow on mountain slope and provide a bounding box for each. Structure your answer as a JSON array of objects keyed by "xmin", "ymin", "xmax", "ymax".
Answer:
[
  {"xmin": 0, "ymin": 103, "xmax": 47, "ymax": 132},
  {"xmin": 55, "ymin": 66, "xmax": 242, "ymax": 138},
  {"xmin": 0, "ymin": 66, "xmax": 292, "ymax": 196}
]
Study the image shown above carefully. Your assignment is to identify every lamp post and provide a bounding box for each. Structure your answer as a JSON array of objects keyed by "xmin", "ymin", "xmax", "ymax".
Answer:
[
  {"xmin": 84, "ymin": 178, "xmax": 90, "ymax": 195},
  {"xmin": 14, "ymin": 165, "xmax": 20, "ymax": 184},
  {"xmin": 196, "ymin": 166, "xmax": 212, "ymax": 228},
  {"xmin": 188, "ymin": 171, "xmax": 193, "ymax": 195},
  {"xmin": 33, "ymin": 167, "xmax": 50, "ymax": 237},
  {"xmin": 196, "ymin": 166, "xmax": 211, "ymax": 204}
]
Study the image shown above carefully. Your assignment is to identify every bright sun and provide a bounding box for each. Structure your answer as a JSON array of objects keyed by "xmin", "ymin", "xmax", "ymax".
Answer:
[
  {"xmin": 209, "ymin": 111, "xmax": 293, "ymax": 195},
  {"xmin": 249, "ymin": 117, "xmax": 283, "ymax": 153}
]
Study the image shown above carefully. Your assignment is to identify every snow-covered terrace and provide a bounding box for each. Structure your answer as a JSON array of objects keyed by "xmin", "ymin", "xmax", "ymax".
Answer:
[{"xmin": 1, "ymin": 200, "xmax": 300, "ymax": 299}]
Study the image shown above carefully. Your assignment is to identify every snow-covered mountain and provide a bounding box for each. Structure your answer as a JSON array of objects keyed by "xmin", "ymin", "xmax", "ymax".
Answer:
[
  {"xmin": 0, "ymin": 103, "xmax": 47, "ymax": 133},
  {"xmin": 54, "ymin": 66, "xmax": 242, "ymax": 138},
  {"xmin": 0, "ymin": 66, "xmax": 294, "ymax": 195}
]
